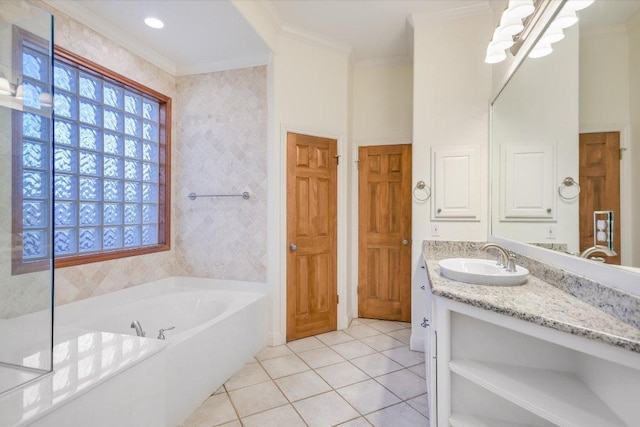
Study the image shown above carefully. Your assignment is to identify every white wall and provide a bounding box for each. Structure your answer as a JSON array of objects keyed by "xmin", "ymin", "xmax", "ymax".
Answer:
[
  {"xmin": 491, "ymin": 26, "xmax": 580, "ymax": 252},
  {"xmin": 411, "ymin": 9, "xmax": 493, "ymax": 347},
  {"xmin": 352, "ymin": 62, "xmax": 413, "ymax": 143},
  {"xmin": 349, "ymin": 61, "xmax": 413, "ymax": 323},
  {"xmin": 268, "ymin": 33, "xmax": 351, "ymax": 344}
]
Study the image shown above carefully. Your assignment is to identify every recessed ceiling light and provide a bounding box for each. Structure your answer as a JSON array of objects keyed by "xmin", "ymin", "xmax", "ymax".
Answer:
[{"xmin": 144, "ymin": 17, "xmax": 164, "ymax": 29}]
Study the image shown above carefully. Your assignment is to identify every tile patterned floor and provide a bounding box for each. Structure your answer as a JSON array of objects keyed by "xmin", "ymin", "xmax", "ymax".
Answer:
[{"xmin": 180, "ymin": 319, "xmax": 429, "ymax": 427}]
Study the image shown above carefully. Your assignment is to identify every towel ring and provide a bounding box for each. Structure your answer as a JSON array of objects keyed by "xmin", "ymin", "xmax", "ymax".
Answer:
[
  {"xmin": 558, "ymin": 177, "xmax": 580, "ymax": 201},
  {"xmin": 413, "ymin": 180, "xmax": 431, "ymax": 202}
]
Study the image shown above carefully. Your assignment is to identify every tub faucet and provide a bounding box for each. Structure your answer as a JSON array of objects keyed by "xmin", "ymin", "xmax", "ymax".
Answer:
[
  {"xmin": 480, "ymin": 243, "xmax": 517, "ymax": 272},
  {"xmin": 130, "ymin": 320, "xmax": 145, "ymax": 337},
  {"xmin": 158, "ymin": 326, "xmax": 175, "ymax": 340},
  {"xmin": 580, "ymin": 245, "xmax": 617, "ymax": 260}
]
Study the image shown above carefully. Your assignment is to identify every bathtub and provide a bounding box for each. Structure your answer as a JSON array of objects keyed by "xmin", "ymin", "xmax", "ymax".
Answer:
[{"xmin": 0, "ymin": 277, "xmax": 267, "ymax": 427}]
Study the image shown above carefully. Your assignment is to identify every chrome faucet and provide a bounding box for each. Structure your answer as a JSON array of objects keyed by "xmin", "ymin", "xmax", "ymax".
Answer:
[
  {"xmin": 130, "ymin": 320, "xmax": 145, "ymax": 337},
  {"xmin": 481, "ymin": 243, "xmax": 517, "ymax": 272},
  {"xmin": 158, "ymin": 326, "xmax": 175, "ymax": 340},
  {"xmin": 579, "ymin": 245, "xmax": 617, "ymax": 260}
]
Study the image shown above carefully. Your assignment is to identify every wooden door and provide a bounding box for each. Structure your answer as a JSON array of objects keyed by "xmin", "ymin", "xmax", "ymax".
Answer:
[
  {"xmin": 579, "ymin": 132, "xmax": 621, "ymax": 265},
  {"xmin": 358, "ymin": 144, "xmax": 412, "ymax": 321},
  {"xmin": 286, "ymin": 132, "xmax": 338, "ymax": 341}
]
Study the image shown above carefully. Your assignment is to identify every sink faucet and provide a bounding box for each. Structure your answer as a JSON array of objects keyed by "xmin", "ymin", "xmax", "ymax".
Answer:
[
  {"xmin": 579, "ymin": 245, "xmax": 617, "ymax": 260},
  {"xmin": 130, "ymin": 320, "xmax": 145, "ymax": 337},
  {"xmin": 481, "ymin": 243, "xmax": 517, "ymax": 272}
]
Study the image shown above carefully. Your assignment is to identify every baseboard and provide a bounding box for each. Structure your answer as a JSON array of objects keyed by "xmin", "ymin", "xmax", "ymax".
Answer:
[{"xmin": 266, "ymin": 331, "xmax": 285, "ymax": 346}]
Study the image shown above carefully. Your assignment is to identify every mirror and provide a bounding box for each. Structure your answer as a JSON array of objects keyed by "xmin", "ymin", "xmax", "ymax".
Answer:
[{"xmin": 491, "ymin": 0, "xmax": 640, "ymax": 274}]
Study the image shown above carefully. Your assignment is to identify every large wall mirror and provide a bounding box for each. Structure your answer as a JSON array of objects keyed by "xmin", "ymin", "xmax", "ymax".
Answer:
[{"xmin": 491, "ymin": 0, "xmax": 640, "ymax": 288}]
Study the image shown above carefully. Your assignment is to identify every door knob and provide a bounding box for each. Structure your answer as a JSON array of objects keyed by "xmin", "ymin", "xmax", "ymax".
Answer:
[
  {"xmin": 402, "ymin": 239, "xmax": 409, "ymax": 245},
  {"xmin": 289, "ymin": 243, "xmax": 298, "ymax": 251}
]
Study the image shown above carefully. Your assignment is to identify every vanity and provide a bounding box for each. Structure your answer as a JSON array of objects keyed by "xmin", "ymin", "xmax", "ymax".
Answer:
[
  {"xmin": 420, "ymin": 241, "xmax": 640, "ymax": 427},
  {"xmin": 418, "ymin": 1, "xmax": 640, "ymax": 425}
]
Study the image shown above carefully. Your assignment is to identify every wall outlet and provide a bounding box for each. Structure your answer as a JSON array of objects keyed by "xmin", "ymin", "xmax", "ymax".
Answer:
[
  {"xmin": 431, "ymin": 223, "xmax": 440, "ymax": 237},
  {"xmin": 545, "ymin": 225, "xmax": 556, "ymax": 239}
]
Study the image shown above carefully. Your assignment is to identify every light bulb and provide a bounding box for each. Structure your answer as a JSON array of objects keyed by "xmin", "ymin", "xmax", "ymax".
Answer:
[
  {"xmin": 485, "ymin": 46, "xmax": 507, "ymax": 64},
  {"xmin": 551, "ymin": 9, "xmax": 579, "ymax": 29},
  {"xmin": 565, "ymin": 0, "xmax": 595, "ymax": 11},
  {"xmin": 489, "ymin": 28, "xmax": 515, "ymax": 50},
  {"xmin": 505, "ymin": 0, "xmax": 535, "ymax": 20},
  {"xmin": 528, "ymin": 42, "xmax": 553, "ymax": 59},
  {"xmin": 497, "ymin": 13, "xmax": 525, "ymax": 36},
  {"xmin": 539, "ymin": 27, "xmax": 565, "ymax": 44}
]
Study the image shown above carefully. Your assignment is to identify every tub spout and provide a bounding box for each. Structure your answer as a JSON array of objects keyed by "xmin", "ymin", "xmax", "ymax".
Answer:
[{"xmin": 130, "ymin": 320, "xmax": 145, "ymax": 337}]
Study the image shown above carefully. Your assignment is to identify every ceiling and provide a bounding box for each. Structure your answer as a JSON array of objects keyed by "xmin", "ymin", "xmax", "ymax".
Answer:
[{"xmin": 44, "ymin": 0, "xmax": 491, "ymax": 76}]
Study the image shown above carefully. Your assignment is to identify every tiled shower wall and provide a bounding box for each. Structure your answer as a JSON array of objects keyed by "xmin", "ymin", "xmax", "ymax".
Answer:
[{"xmin": 174, "ymin": 68, "xmax": 268, "ymax": 282}]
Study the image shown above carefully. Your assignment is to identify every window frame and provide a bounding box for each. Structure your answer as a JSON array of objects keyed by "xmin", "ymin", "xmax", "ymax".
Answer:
[{"xmin": 12, "ymin": 32, "xmax": 171, "ymax": 273}]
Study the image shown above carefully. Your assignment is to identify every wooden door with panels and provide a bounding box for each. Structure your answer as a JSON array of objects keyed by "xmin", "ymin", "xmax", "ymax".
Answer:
[
  {"xmin": 358, "ymin": 144, "xmax": 412, "ymax": 322},
  {"xmin": 286, "ymin": 132, "xmax": 338, "ymax": 341},
  {"xmin": 579, "ymin": 132, "xmax": 621, "ymax": 265}
]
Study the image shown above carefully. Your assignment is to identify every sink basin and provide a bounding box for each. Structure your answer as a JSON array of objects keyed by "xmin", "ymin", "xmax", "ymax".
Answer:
[{"xmin": 438, "ymin": 258, "xmax": 528, "ymax": 286}]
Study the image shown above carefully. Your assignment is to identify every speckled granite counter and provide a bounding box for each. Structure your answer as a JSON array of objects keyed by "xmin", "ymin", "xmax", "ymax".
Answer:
[{"xmin": 422, "ymin": 242, "xmax": 640, "ymax": 354}]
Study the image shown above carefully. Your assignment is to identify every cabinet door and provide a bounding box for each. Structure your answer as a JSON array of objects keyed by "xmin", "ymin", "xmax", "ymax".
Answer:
[
  {"xmin": 501, "ymin": 144, "xmax": 556, "ymax": 220},
  {"xmin": 431, "ymin": 146, "xmax": 481, "ymax": 220}
]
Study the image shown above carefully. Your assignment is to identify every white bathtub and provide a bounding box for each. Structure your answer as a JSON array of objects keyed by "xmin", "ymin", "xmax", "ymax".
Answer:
[{"xmin": 0, "ymin": 277, "xmax": 267, "ymax": 427}]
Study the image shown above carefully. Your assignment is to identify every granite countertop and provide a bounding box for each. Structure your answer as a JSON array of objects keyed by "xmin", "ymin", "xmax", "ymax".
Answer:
[{"xmin": 423, "ymin": 254, "xmax": 640, "ymax": 354}]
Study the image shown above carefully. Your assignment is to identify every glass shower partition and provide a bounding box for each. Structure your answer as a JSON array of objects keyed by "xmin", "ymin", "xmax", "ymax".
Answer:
[{"xmin": 0, "ymin": 2, "xmax": 54, "ymax": 396}]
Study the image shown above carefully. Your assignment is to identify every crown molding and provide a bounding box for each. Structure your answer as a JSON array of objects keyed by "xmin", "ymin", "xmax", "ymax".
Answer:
[
  {"xmin": 176, "ymin": 54, "xmax": 270, "ymax": 76},
  {"xmin": 281, "ymin": 23, "xmax": 352, "ymax": 55},
  {"xmin": 260, "ymin": 0, "xmax": 283, "ymax": 31},
  {"xmin": 42, "ymin": 0, "xmax": 178, "ymax": 75},
  {"xmin": 409, "ymin": 2, "xmax": 491, "ymax": 27}
]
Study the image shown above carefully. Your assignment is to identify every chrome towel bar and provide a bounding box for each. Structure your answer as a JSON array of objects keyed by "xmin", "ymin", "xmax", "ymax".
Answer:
[{"xmin": 188, "ymin": 192, "xmax": 250, "ymax": 201}]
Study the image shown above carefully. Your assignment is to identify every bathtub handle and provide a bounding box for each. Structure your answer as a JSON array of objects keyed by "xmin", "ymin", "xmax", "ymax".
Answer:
[{"xmin": 158, "ymin": 326, "xmax": 175, "ymax": 340}]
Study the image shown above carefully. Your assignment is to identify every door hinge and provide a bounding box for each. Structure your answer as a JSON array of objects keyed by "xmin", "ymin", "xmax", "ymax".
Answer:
[
  {"xmin": 356, "ymin": 286, "xmax": 359, "ymax": 294},
  {"xmin": 334, "ymin": 155, "xmax": 340, "ymax": 165},
  {"xmin": 620, "ymin": 147, "xmax": 627, "ymax": 160},
  {"xmin": 356, "ymin": 159, "xmax": 360, "ymax": 169},
  {"xmin": 337, "ymin": 294, "xmax": 339, "ymax": 304}
]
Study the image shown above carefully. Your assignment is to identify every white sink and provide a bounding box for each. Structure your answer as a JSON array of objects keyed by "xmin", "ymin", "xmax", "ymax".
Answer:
[{"xmin": 438, "ymin": 258, "xmax": 528, "ymax": 286}]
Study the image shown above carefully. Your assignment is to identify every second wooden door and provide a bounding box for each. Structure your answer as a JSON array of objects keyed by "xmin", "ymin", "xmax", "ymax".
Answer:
[
  {"xmin": 579, "ymin": 132, "xmax": 621, "ymax": 265},
  {"xmin": 358, "ymin": 144, "xmax": 412, "ymax": 322}
]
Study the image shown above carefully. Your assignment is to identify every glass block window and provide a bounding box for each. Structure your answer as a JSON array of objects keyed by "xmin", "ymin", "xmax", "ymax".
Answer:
[
  {"xmin": 14, "ymin": 36, "xmax": 170, "ymax": 271},
  {"xmin": 51, "ymin": 61, "xmax": 163, "ymax": 257}
]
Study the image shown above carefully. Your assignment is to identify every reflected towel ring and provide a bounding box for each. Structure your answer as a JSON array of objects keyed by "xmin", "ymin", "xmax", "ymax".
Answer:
[
  {"xmin": 558, "ymin": 177, "xmax": 580, "ymax": 201},
  {"xmin": 413, "ymin": 180, "xmax": 431, "ymax": 202}
]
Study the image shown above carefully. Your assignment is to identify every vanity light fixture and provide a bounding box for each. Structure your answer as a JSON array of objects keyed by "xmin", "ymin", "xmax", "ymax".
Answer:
[
  {"xmin": 550, "ymin": 9, "xmax": 579, "ymax": 29},
  {"xmin": 144, "ymin": 17, "xmax": 164, "ymax": 29},
  {"xmin": 485, "ymin": 0, "xmax": 534, "ymax": 63},
  {"xmin": 538, "ymin": 26, "xmax": 565, "ymax": 44},
  {"xmin": 504, "ymin": 0, "xmax": 535, "ymax": 20}
]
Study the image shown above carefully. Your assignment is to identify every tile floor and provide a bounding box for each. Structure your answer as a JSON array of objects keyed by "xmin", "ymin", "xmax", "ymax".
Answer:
[{"xmin": 180, "ymin": 318, "xmax": 429, "ymax": 427}]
